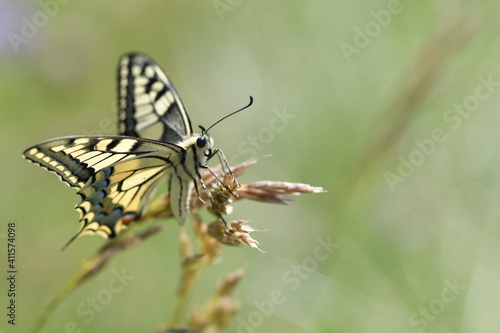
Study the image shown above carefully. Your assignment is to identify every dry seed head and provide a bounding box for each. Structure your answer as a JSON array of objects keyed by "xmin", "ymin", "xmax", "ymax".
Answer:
[
  {"xmin": 208, "ymin": 220, "xmax": 262, "ymax": 251},
  {"xmin": 237, "ymin": 181, "xmax": 325, "ymax": 204},
  {"xmin": 181, "ymin": 253, "xmax": 204, "ymax": 267},
  {"xmin": 188, "ymin": 308, "xmax": 209, "ymax": 331},
  {"xmin": 211, "ymin": 297, "xmax": 241, "ymax": 326},
  {"xmin": 217, "ymin": 268, "xmax": 245, "ymax": 297},
  {"xmin": 208, "ymin": 172, "xmax": 240, "ymax": 216}
]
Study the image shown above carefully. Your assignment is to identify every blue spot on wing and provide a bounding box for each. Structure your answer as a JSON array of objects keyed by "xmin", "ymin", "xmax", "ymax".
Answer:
[{"xmin": 97, "ymin": 191, "xmax": 105, "ymax": 201}]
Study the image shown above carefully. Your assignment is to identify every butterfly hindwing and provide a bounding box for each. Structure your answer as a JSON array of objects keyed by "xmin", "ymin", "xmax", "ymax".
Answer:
[
  {"xmin": 118, "ymin": 53, "xmax": 193, "ymax": 143},
  {"xmin": 75, "ymin": 150, "xmax": 179, "ymax": 239}
]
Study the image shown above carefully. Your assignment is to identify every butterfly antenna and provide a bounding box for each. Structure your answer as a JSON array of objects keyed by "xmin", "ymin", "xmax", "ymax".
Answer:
[{"xmin": 203, "ymin": 96, "xmax": 253, "ymax": 133}]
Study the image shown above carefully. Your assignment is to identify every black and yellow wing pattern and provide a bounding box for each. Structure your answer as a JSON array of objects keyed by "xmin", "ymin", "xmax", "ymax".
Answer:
[
  {"xmin": 117, "ymin": 53, "xmax": 193, "ymax": 143},
  {"xmin": 23, "ymin": 136, "xmax": 185, "ymax": 244},
  {"xmin": 23, "ymin": 53, "xmax": 216, "ymax": 247},
  {"xmin": 116, "ymin": 53, "xmax": 208, "ymax": 225}
]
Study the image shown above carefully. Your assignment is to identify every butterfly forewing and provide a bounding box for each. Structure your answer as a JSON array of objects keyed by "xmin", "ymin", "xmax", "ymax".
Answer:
[
  {"xmin": 117, "ymin": 53, "xmax": 211, "ymax": 225},
  {"xmin": 118, "ymin": 53, "xmax": 193, "ymax": 143}
]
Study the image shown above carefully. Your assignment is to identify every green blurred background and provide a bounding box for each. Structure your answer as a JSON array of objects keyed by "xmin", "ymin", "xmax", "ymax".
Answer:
[{"xmin": 2, "ymin": 0, "xmax": 500, "ymax": 332}]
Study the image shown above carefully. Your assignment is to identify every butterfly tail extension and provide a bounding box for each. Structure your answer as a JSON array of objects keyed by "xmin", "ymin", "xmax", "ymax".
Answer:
[{"xmin": 61, "ymin": 229, "xmax": 83, "ymax": 251}]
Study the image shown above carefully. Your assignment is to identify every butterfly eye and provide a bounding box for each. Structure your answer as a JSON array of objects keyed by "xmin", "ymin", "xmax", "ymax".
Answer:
[{"xmin": 196, "ymin": 137, "xmax": 206, "ymax": 148}]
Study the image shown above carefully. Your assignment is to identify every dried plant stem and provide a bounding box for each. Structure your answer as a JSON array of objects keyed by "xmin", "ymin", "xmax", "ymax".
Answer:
[
  {"xmin": 29, "ymin": 159, "xmax": 323, "ymax": 333},
  {"xmin": 168, "ymin": 228, "xmax": 203, "ymax": 327},
  {"xmin": 31, "ymin": 225, "xmax": 164, "ymax": 333},
  {"xmin": 188, "ymin": 268, "xmax": 244, "ymax": 332},
  {"xmin": 168, "ymin": 214, "xmax": 221, "ymax": 329},
  {"xmin": 348, "ymin": 13, "xmax": 475, "ymax": 190},
  {"xmin": 169, "ymin": 273, "xmax": 198, "ymax": 328},
  {"xmin": 31, "ymin": 264, "xmax": 87, "ymax": 333}
]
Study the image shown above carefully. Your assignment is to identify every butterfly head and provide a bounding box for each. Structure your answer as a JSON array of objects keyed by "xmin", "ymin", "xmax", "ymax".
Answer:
[
  {"xmin": 194, "ymin": 96, "xmax": 254, "ymax": 166},
  {"xmin": 196, "ymin": 126, "xmax": 215, "ymax": 164}
]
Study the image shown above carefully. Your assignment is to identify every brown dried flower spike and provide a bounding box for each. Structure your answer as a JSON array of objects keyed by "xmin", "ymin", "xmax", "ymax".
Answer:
[
  {"xmin": 236, "ymin": 180, "xmax": 325, "ymax": 204},
  {"xmin": 208, "ymin": 220, "xmax": 262, "ymax": 251}
]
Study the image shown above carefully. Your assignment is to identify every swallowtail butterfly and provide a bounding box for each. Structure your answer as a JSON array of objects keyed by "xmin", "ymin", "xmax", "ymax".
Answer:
[{"xmin": 23, "ymin": 53, "xmax": 248, "ymax": 247}]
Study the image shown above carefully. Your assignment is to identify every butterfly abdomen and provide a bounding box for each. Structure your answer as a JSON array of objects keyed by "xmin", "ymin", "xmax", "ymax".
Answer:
[{"xmin": 168, "ymin": 168, "xmax": 195, "ymax": 225}]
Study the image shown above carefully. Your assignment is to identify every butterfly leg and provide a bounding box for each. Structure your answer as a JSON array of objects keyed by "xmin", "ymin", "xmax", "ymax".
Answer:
[
  {"xmin": 196, "ymin": 165, "xmax": 237, "ymax": 231},
  {"xmin": 215, "ymin": 148, "xmax": 240, "ymax": 188},
  {"xmin": 193, "ymin": 182, "xmax": 231, "ymax": 230},
  {"xmin": 200, "ymin": 149, "xmax": 239, "ymax": 198},
  {"xmin": 201, "ymin": 197, "xmax": 231, "ymax": 229},
  {"xmin": 199, "ymin": 164, "xmax": 238, "ymax": 199}
]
